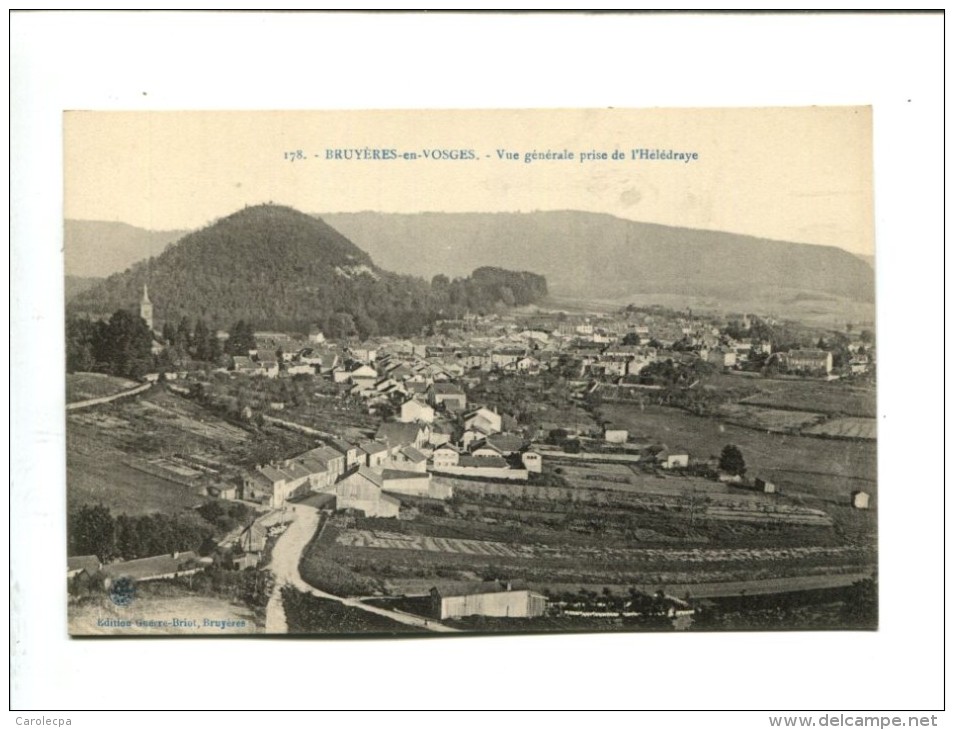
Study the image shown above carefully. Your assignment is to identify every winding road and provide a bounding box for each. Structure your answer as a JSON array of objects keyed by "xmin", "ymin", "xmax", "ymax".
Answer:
[{"xmin": 264, "ymin": 503, "xmax": 458, "ymax": 633}]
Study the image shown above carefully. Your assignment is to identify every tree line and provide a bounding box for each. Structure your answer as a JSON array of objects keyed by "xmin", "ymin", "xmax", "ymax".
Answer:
[
  {"xmin": 67, "ymin": 205, "xmax": 549, "ymax": 340},
  {"xmin": 65, "ymin": 310, "xmax": 229, "ymax": 376},
  {"xmin": 68, "ymin": 502, "xmax": 251, "ymax": 562}
]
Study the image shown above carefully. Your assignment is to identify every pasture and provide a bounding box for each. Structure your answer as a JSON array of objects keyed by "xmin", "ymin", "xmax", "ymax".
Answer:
[
  {"xmin": 66, "ymin": 372, "xmax": 138, "ymax": 403},
  {"xmin": 803, "ymin": 417, "xmax": 877, "ymax": 440},
  {"xmin": 67, "ymin": 388, "xmax": 307, "ymax": 516},
  {"xmin": 600, "ymin": 403, "xmax": 877, "ymax": 504},
  {"xmin": 739, "ymin": 379, "xmax": 876, "ymax": 418},
  {"xmin": 718, "ymin": 404, "xmax": 825, "ymax": 433}
]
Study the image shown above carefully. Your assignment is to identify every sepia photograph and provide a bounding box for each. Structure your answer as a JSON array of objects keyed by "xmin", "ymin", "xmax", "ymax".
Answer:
[
  {"xmin": 63, "ymin": 108, "xmax": 878, "ymax": 637},
  {"xmin": 12, "ymin": 8, "xmax": 945, "ymax": 719}
]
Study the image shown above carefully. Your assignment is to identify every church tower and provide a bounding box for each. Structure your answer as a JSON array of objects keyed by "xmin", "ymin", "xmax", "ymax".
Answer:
[{"xmin": 140, "ymin": 284, "xmax": 154, "ymax": 331}]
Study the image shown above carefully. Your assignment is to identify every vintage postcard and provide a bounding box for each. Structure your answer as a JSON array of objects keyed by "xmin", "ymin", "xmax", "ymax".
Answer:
[{"xmin": 64, "ymin": 108, "xmax": 876, "ymax": 636}]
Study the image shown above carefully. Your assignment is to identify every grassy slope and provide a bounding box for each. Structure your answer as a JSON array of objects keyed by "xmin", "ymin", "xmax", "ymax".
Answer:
[
  {"xmin": 600, "ymin": 403, "xmax": 876, "ymax": 502},
  {"xmin": 66, "ymin": 372, "xmax": 139, "ymax": 403}
]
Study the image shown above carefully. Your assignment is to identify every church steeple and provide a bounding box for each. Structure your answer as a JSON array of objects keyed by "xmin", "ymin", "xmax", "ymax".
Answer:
[{"xmin": 140, "ymin": 284, "xmax": 154, "ymax": 330}]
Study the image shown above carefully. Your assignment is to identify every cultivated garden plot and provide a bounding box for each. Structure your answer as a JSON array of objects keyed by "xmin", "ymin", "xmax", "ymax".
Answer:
[
  {"xmin": 335, "ymin": 527, "xmax": 863, "ymax": 564},
  {"xmin": 717, "ymin": 403, "xmax": 826, "ymax": 433},
  {"xmin": 802, "ymin": 417, "xmax": 877, "ymax": 440},
  {"xmin": 738, "ymin": 380, "xmax": 875, "ymax": 418}
]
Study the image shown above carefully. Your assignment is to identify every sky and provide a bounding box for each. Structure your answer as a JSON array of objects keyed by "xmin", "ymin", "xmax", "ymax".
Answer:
[{"xmin": 64, "ymin": 107, "xmax": 875, "ymax": 256}]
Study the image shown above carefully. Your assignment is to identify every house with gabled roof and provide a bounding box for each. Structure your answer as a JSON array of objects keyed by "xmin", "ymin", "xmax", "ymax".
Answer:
[
  {"xmin": 520, "ymin": 448, "xmax": 542, "ymax": 473},
  {"xmin": 335, "ymin": 467, "xmax": 400, "ymax": 518},
  {"xmin": 431, "ymin": 443, "xmax": 461, "ymax": 469},
  {"xmin": 463, "ymin": 406, "xmax": 502, "ymax": 435},
  {"xmin": 430, "ymin": 580, "xmax": 547, "ymax": 619},
  {"xmin": 357, "ymin": 440, "xmax": 390, "ymax": 469},
  {"xmin": 348, "ymin": 346, "xmax": 378, "ymax": 364},
  {"xmin": 232, "ymin": 355, "xmax": 265, "ymax": 376},
  {"xmin": 399, "ymin": 397, "xmax": 435, "ymax": 424},
  {"xmin": 781, "ymin": 349, "xmax": 833, "ymax": 375},
  {"xmin": 388, "ymin": 445, "xmax": 428, "ymax": 473},
  {"xmin": 296, "ymin": 456, "xmax": 333, "ymax": 491},
  {"xmin": 486, "ymin": 433, "xmax": 528, "ymax": 455},
  {"xmin": 301, "ymin": 445, "xmax": 345, "ymax": 478},
  {"xmin": 328, "ymin": 438, "xmax": 360, "ymax": 469},
  {"xmin": 101, "ymin": 551, "xmax": 200, "ymax": 588},
  {"xmin": 659, "ymin": 448, "xmax": 690, "ymax": 470},
  {"xmin": 470, "ymin": 439, "xmax": 507, "ymax": 459},
  {"xmin": 376, "ymin": 421, "xmax": 430, "ymax": 451},
  {"xmin": 428, "ymin": 382, "xmax": 467, "ymax": 411},
  {"xmin": 381, "ymin": 468, "xmax": 435, "ymax": 497}
]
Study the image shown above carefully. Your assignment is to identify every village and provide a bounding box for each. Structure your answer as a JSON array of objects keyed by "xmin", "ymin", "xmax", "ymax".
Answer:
[{"xmin": 66, "ymin": 285, "xmax": 877, "ymax": 633}]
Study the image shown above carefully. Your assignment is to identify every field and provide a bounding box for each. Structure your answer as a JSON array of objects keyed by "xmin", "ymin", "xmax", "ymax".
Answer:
[
  {"xmin": 66, "ymin": 372, "xmax": 138, "ymax": 403},
  {"xmin": 337, "ymin": 527, "xmax": 858, "ymax": 565},
  {"xmin": 600, "ymin": 403, "xmax": 876, "ymax": 505},
  {"xmin": 717, "ymin": 404, "xmax": 826, "ymax": 433},
  {"xmin": 300, "ymin": 490, "xmax": 874, "ymax": 602},
  {"xmin": 67, "ymin": 430, "xmax": 202, "ymax": 515},
  {"xmin": 739, "ymin": 379, "xmax": 876, "ymax": 418},
  {"xmin": 67, "ymin": 387, "xmax": 310, "ymax": 515},
  {"xmin": 803, "ymin": 417, "xmax": 877, "ymax": 440},
  {"xmin": 553, "ymin": 462, "xmax": 774, "ymax": 503}
]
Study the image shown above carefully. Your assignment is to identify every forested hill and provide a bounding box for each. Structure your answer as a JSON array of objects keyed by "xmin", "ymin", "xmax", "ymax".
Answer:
[{"xmin": 66, "ymin": 205, "xmax": 547, "ymax": 337}]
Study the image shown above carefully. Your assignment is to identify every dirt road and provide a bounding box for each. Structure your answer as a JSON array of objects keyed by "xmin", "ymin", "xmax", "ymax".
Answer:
[{"xmin": 265, "ymin": 503, "xmax": 458, "ymax": 633}]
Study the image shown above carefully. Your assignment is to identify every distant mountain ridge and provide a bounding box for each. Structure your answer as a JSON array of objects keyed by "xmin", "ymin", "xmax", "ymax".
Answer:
[
  {"xmin": 65, "ymin": 275, "xmax": 103, "ymax": 302},
  {"xmin": 66, "ymin": 205, "xmax": 547, "ymax": 336},
  {"xmin": 320, "ymin": 211, "xmax": 875, "ymax": 304},
  {"xmin": 65, "ymin": 220, "xmax": 188, "ymax": 278},
  {"xmin": 64, "ymin": 210, "xmax": 874, "ymax": 313}
]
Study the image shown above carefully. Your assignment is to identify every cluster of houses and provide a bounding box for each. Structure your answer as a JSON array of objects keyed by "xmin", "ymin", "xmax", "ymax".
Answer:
[
  {"xmin": 138, "ymin": 276, "xmax": 874, "ymax": 387},
  {"xmin": 239, "ymin": 399, "xmax": 545, "ymax": 515},
  {"xmin": 205, "ymin": 310, "xmax": 874, "ymax": 517},
  {"xmin": 219, "ymin": 322, "xmax": 847, "ymax": 389},
  {"xmin": 138, "ymin": 291, "xmax": 876, "ymax": 396}
]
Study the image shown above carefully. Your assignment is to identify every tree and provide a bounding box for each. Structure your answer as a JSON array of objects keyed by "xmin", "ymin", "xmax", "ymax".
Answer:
[
  {"xmin": 227, "ymin": 320, "xmax": 256, "ymax": 355},
  {"xmin": 193, "ymin": 318, "xmax": 214, "ymax": 361},
  {"xmin": 327, "ymin": 312, "xmax": 357, "ymax": 339},
  {"xmin": 65, "ymin": 316, "xmax": 97, "ymax": 372},
  {"xmin": 94, "ymin": 309, "xmax": 153, "ymax": 378},
  {"xmin": 431, "ymin": 274, "xmax": 450, "ymax": 292},
  {"xmin": 719, "ymin": 444, "xmax": 746, "ymax": 476},
  {"xmin": 69, "ymin": 504, "xmax": 116, "ymax": 561},
  {"xmin": 176, "ymin": 316, "xmax": 193, "ymax": 351},
  {"xmin": 114, "ymin": 513, "xmax": 141, "ymax": 559}
]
